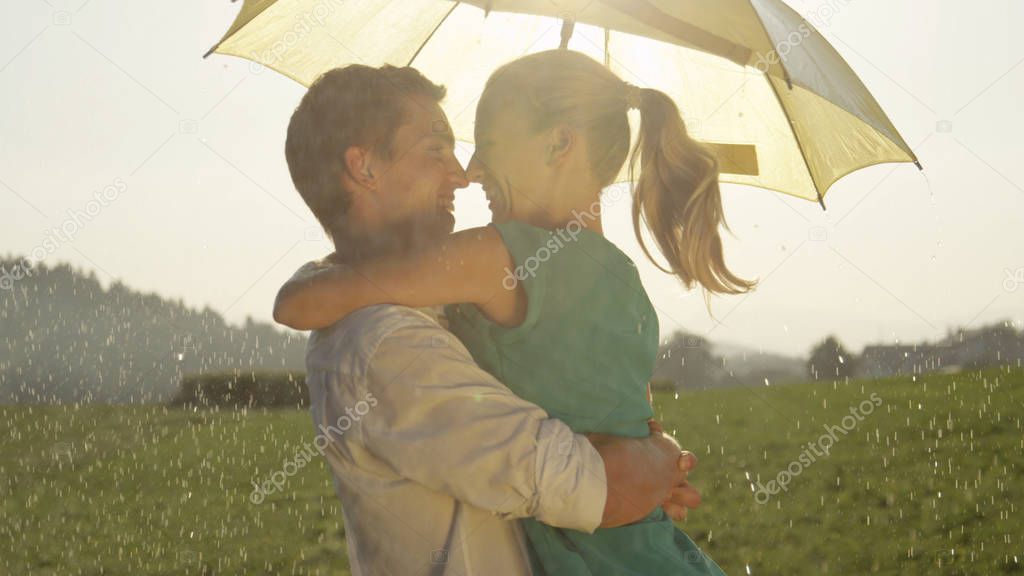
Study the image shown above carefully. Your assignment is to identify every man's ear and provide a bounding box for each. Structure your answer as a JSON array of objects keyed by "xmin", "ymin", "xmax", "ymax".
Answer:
[
  {"xmin": 344, "ymin": 146, "xmax": 377, "ymax": 190},
  {"xmin": 547, "ymin": 125, "xmax": 575, "ymax": 166}
]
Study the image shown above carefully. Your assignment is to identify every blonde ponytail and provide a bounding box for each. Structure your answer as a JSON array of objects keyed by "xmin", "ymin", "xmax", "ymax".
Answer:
[
  {"xmin": 484, "ymin": 50, "xmax": 754, "ymax": 296},
  {"xmin": 628, "ymin": 87, "xmax": 755, "ymax": 295}
]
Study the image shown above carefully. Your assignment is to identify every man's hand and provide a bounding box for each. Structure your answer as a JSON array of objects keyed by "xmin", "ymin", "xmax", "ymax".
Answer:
[
  {"xmin": 662, "ymin": 452, "xmax": 700, "ymax": 521},
  {"xmin": 649, "ymin": 419, "xmax": 701, "ymax": 522}
]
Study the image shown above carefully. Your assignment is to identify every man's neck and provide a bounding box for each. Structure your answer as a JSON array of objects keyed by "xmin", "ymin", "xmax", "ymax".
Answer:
[
  {"xmin": 328, "ymin": 218, "xmax": 445, "ymax": 265},
  {"xmin": 328, "ymin": 228, "xmax": 405, "ymax": 266}
]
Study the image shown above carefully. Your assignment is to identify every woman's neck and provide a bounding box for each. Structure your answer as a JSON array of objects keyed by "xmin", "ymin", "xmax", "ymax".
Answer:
[
  {"xmin": 554, "ymin": 197, "xmax": 604, "ymax": 234},
  {"xmin": 531, "ymin": 179, "xmax": 605, "ymax": 235}
]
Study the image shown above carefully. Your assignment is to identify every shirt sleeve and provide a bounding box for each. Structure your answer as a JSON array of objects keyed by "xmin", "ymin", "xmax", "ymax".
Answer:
[{"xmin": 359, "ymin": 313, "xmax": 607, "ymax": 533}]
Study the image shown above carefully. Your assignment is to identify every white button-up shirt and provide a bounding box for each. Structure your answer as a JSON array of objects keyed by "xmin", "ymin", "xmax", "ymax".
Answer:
[{"xmin": 304, "ymin": 302, "xmax": 607, "ymax": 576}]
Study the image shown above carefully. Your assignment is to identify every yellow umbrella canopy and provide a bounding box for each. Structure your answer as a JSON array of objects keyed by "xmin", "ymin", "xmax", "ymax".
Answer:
[{"xmin": 207, "ymin": 0, "xmax": 920, "ymax": 206}]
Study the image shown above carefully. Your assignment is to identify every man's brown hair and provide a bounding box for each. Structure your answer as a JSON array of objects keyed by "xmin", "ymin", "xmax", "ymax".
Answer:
[{"xmin": 285, "ymin": 65, "xmax": 446, "ymax": 241}]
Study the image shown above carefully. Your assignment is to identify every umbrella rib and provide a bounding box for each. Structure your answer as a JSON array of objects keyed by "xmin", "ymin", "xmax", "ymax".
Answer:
[
  {"xmin": 747, "ymin": 0, "xmax": 822, "ymax": 208},
  {"xmin": 408, "ymin": 2, "xmax": 461, "ymax": 66},
  {"xmin": 764, "ymin": 74, "xmax": 824, "ymax": 209}
]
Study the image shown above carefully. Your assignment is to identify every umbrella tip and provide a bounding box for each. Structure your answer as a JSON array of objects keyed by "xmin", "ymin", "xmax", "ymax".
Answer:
[{"xmin": 914, "ymin": 160, "xmax": 923, "ymax": 171}]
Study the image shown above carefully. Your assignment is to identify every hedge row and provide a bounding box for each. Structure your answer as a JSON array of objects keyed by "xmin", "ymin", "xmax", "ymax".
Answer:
[{"xmin": 169, "ymin": 370, "xmax": 308, "ymax": 409}]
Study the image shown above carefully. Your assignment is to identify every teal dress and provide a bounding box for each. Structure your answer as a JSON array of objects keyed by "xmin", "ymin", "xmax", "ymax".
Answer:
[{"xmin": 446, "ymin": 221, "xmax": 726, "ymax": 576}]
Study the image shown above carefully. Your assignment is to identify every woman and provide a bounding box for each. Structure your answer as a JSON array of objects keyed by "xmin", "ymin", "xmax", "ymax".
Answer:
[{"xmin": 275, "ymin": 50, "xmax": 752, "ymax": 575}]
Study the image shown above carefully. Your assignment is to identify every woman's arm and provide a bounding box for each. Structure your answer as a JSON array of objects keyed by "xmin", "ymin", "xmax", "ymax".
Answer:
[{"xmin": 273, "ymin": 226, "xmax": 525, "ymax": 330}]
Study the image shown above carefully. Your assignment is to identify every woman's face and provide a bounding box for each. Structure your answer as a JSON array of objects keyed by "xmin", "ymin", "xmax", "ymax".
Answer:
[{"xmin": 466, "ymin": 91, "xmax": 552, "ymax": 225}]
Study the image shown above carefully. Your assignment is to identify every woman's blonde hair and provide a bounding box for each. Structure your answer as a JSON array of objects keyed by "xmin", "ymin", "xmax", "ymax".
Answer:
[{"xmin": 484, "ymin": 50, "xmax": 755, "ymax": 296}]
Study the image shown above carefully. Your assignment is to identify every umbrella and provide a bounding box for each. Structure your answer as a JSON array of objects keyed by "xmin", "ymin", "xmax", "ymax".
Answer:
[{"xmin": 205, "ymin": 0, "xmax": 921, "ymax": 207}]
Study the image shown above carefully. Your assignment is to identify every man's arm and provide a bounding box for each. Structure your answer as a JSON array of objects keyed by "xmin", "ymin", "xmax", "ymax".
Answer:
[{"xmin": 358, "ymin": 313, "xmax": 687, "ymax": 532}]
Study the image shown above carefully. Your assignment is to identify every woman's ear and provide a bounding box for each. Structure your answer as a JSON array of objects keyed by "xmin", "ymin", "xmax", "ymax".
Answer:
[
  {"xmin": 546, "ymin": 125, "xmax": 575, "ymax": 165},
  {"xmin": 344, "ymin": 146, "xmax": 377, "ymax": 190}
]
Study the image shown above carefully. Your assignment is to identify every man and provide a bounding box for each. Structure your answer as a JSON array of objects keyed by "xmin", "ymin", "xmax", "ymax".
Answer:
[{"xmin": 277, "ymin": 64, "xmax": 701, "ymax": 575}]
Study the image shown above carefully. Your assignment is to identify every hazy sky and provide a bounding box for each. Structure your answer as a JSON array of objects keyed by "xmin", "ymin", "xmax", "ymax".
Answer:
[{"xmin": 2, "ymin": 0, "xmax": 1022, "ymax": 357}]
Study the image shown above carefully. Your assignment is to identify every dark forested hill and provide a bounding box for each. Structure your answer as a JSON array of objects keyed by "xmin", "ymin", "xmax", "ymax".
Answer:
[{"xmin": 0, "ymin": 257, "xmax": 306, "ymax": 404}]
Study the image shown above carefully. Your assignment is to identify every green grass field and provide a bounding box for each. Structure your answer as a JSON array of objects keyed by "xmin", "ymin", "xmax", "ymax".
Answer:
[{"xmin": 2, "ymin": 368, "xmax": 1022, "ymax": 575}]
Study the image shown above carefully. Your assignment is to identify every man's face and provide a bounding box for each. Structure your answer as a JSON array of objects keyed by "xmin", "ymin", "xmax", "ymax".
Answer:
[{"xmin": 369, "ymin": 95, "xmax": 467, "ymax": 244}]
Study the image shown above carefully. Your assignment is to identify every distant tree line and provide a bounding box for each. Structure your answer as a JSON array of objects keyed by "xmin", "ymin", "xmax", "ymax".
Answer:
[
  {"xmin": 653, "ymin": 321, "xmax": 1024, "ymax": 391},
  {"xmin": 0, "ymin": 257, "xmax": 307, "ymax": 404},
  {"xmin": 4, "ymin": 256, "xmax": 1021, "ymax": 403},
  {"xmin": 651, "ymin": 332, "xmax": 806, "ymax": 391},
  {"xmin": 816, "ymin": 322, "xmax": 1024, "ymax": 381}
]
